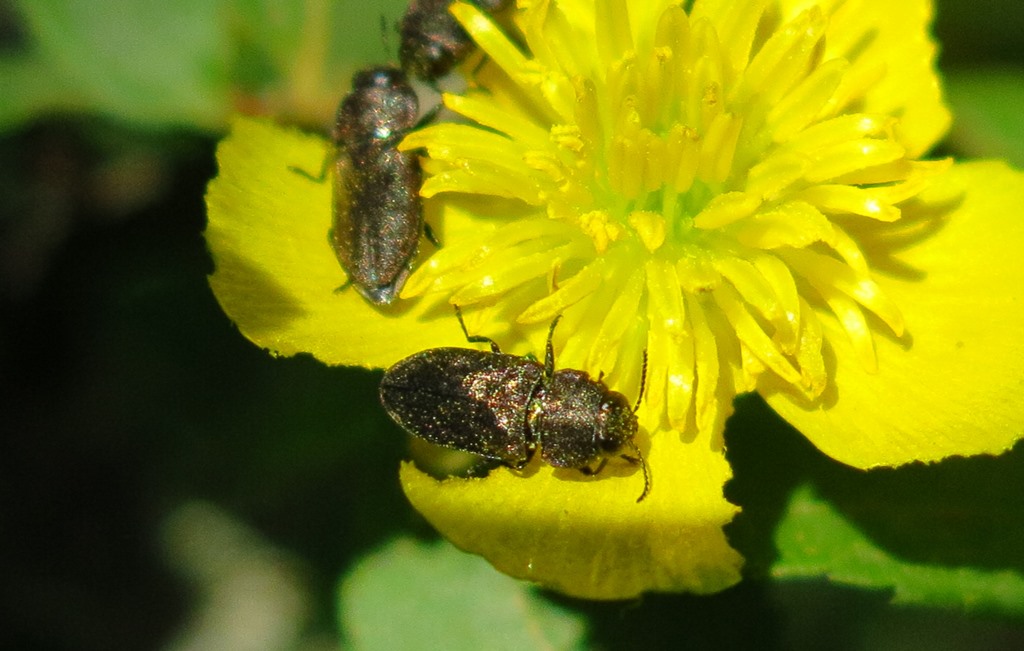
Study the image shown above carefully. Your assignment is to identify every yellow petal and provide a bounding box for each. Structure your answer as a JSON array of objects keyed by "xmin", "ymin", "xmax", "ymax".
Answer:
[
  {"xmin": 763, "ymin": 161, "xmax": 1024, "ymax": 467},
  {"xmin": 205, "ymin": 117, "xmax": 484, "ymax": 368},
  {"xmin": 778, "ymin": 0, "xmax": 950, "ymax": 156},
  {"xmin": 401, "ymin": 428, "xmax": 743, "ymax": 599}
]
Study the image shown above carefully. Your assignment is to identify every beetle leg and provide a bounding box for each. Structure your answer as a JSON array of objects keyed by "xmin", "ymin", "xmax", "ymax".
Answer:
[
  {"xmin": 413, "ymin": 102, "xmax": 443, "ymax": 129},
  {"xmin": 622, "ymin": 439, "xmax": 651, "ymax": 502},
  {"xmin": 326, "ymin": 228, "xmax": 353, "ymax": 293},
  {"xmin": 288, "ymin": 145, "xmax": 336, "ymax": 183},
  {"xmin": 454, "ymin": 305, "xmax": 501, "ymax": 353},
  {"xmin": 506, "ymin": 444, "xmax": 536, "ymax": 472},
  {"xmin": 579, "ymin": 458, "xmax": 608, "ymax": 476},
  {"xmin": 423, "ymin": 222, "xmax": 442, "ymax": 248}
]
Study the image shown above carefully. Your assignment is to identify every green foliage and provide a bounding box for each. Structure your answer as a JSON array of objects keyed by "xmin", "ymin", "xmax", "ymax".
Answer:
[
  {"xmin": 726, "ymin": 394, "xmax": 1024, "ymax": 619},
  {"xmin": 339, "ymin": 537, "xmax": 587, "ymax": 651},
  {"xmin": 4, "ymin": 0, "xmax": 229, "ymax": 130},
  {"xmin": 773, "ymin": 484, "xmax": 1024, "ymax": 616},
  {"xmin": 3, "ymin": 0, "xmax": 1024, "ymax": 648},
  {"xmin": 945, "ymin": 68, "xmax": 1024, "ymax": 167},
  {"xmin": 1, "ymin": 0, "xmax": 411, "ymax": 133}
]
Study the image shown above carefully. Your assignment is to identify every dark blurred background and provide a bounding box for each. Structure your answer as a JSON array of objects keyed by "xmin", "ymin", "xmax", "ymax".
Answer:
[{"xmin": 1, "ymin": 1, "xmax": 1023, "ymax": 649}]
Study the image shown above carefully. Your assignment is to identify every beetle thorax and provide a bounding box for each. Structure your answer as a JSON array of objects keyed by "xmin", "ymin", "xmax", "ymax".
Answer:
[
  {"xmin": 595, "ymin": 391, "xmax": 638, "ymax": 453},
  {"xmin": 526, "ymin": 369, "xmax": 637, "ymax": 468}
]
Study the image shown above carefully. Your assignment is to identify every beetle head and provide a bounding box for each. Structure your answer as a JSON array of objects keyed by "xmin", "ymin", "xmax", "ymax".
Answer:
[{"xmin": 596, "ymin": 390, "xmax": 638, "ymax": 453}]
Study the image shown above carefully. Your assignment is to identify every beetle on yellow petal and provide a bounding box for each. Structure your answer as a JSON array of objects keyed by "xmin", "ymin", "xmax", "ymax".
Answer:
[{"xmin": 206, "ymin": 0, "xmax": 1024, "ymax": 599}]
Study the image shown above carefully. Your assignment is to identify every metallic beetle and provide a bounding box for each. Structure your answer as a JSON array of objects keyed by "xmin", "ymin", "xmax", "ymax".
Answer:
[
  {"xmin": 399, "ymin": 0, "xmax": 512, "ymax": 81},
  {"xmin": 329, "ymin": 66, "xmax": 422, "ymax": 305},
  {"xmin": 380, "ymin": 307, "xmax": 650, "ymax": 501}
]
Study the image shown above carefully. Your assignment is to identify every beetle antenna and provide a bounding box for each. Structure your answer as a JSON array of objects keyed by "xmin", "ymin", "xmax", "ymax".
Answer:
[
  {"xmin": 543, "ymin": 314, "xmax": 563, "ymax": 379},
  {"xmin": 625, "ymin": 439, "xmax": 650, "ymax": 503},
  {"xmin": 632, "ymin": 350, "xmax": 648, "ymax": 413}
]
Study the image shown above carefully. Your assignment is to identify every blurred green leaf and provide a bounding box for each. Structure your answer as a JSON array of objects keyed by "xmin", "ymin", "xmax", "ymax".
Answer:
[
  {"xmin": 935, "ymin": 0, "xmax": 1024, "ymax": 67},
  {"xmin": 945, "ymin": 68, "xmax": 1024, "ymax": 166},
  {"xmin": 772, "ymin": 484, "xmax": 1024, "ymax": 616},
  {"xmin": 2, "ymin": 0, "xmax": 412, "ymax": 133},
  {"xmin": 339, "ymin": 537, "xmax": 587, "ymax": 651},
  {"xmin": 5, "ymin": 0, "xmax": 231, "ymax": 131},
  {"xmin": 225, "ymin": 0, "xmax": 411, "ymax": 127}
]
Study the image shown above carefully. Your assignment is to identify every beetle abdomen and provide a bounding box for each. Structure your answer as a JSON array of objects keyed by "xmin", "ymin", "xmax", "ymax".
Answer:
[
  {"xmin": 330, "ymin": 66, "xmax": 422, "ymax": 305},
  {"xmin": 332, "ymin": 146, "xmax": 422, "ymax": 304},
  {"xmin": 380, "ymin": 348, "xmax": 544, "ymax": 465}
]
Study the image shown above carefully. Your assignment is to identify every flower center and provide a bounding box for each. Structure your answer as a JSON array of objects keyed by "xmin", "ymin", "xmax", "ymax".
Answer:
[{"xmin": 399, "ymin": 0, "xmax": 947, "ymax": 434}]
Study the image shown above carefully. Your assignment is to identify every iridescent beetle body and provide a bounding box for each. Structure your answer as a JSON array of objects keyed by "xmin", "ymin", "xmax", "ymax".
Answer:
[
  {"xmin": 326, "ymin": 1, "xmax": 514, "ymax": 302},
  {"xmin": 330, "ymin": 66, "xmax": 422, "ymax": 305},
  {"xmin": 379, "ymin": 308, "xmax": 650, "ymax": 501},
  {"xmin": 399, "ymin": 0, "xmax": 512, "ymax": 81}
]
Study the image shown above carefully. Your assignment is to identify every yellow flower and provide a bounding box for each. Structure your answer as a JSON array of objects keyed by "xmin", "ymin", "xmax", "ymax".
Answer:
[{"xmin": 206, "ymin": 0, "xmax": 1024, "ymax": 599}]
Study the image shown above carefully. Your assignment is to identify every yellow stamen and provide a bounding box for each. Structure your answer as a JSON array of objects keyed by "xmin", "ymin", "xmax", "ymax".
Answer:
[{"xmin": 403, "ymin": 0, "xmax": 935, "ymax": 429}]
